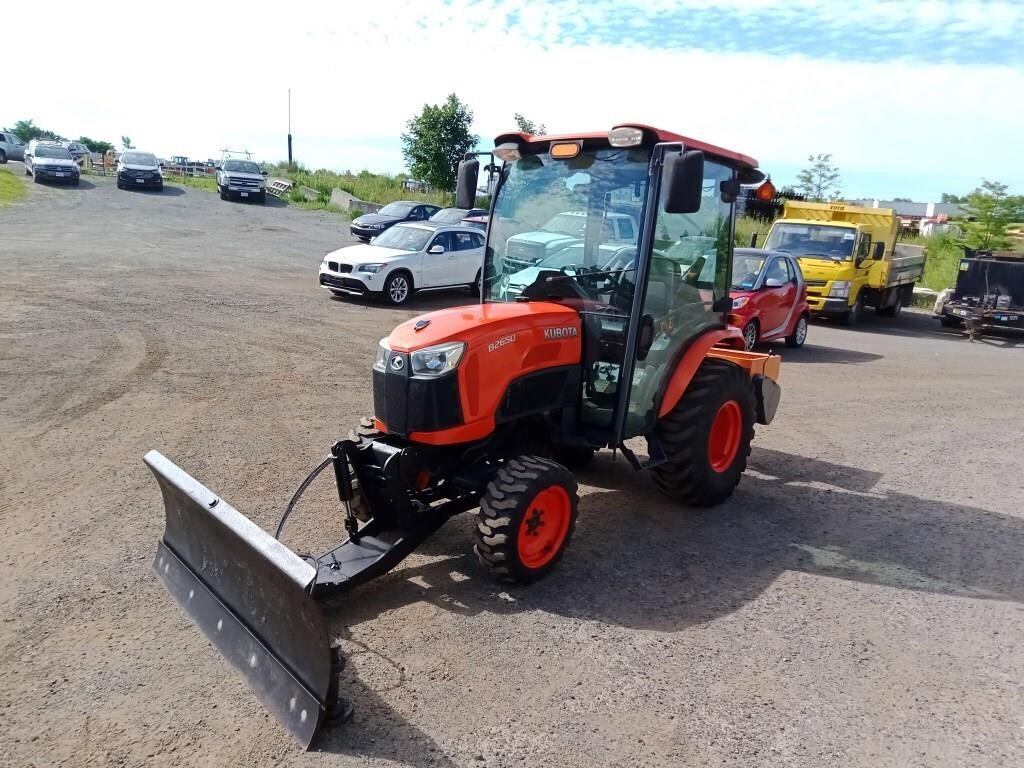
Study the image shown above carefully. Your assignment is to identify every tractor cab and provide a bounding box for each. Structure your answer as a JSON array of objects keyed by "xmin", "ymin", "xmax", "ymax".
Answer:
[{"xmin": 457, "ymin": 125, "xmax": 766, "ymax": 452}]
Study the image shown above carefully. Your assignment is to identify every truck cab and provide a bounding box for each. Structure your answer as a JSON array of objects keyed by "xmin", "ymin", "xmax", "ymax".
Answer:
[{"xmin": 763, "ymin": 201, "xmax": 925, "ymax": 324}]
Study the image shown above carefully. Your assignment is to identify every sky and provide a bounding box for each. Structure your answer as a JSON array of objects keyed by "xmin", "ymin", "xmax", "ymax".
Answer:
[{"xmin": 4, "ymin": 0, "xmax": 1023, "ymax": 201}]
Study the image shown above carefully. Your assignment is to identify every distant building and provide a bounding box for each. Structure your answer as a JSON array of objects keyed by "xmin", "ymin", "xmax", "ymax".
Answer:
[
  {"xmin": 402, "ymin": 179, "xmax": 429, "ymax": 192},
  {"xmin": 851, "ymin": 199, "xmax": 963, "ymax": 234}
]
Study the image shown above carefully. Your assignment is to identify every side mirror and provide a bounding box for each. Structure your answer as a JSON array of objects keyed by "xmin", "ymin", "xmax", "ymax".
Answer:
[
  {"xmin": 764, "ymin": 277, "xmax": 784, "ymax": 288},
  {"xmin": 455, "ymin": 158, "xmax": 479, "ymax": 210},
  {"xmin": 215, "ymin": 165, "xmax": 222, "ymax": 171},
  {"xmin": 428, "ymin": 245, "xmax": 445, "ymax": 254},
  {"xmin": 262, "ymin": 170, "xmax": 268, "ymax": 176},
  {"xmin": 662, "ymin": 149, "xmax": 704, "ymax": 214}
]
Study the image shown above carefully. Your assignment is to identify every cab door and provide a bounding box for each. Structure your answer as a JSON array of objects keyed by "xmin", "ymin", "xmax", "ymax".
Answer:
[{"xmin": 759, "ymin": 257, "xmax": 796, "ymax": 334}]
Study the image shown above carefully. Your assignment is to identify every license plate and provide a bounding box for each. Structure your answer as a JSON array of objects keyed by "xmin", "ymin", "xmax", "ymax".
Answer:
[
  {"xmin": 136, "ymin": 178, "xmax": 145, "ymax": 184},
  {"xmin": 998, "ymin": 315, "xmax": 1019, "ymax": 321},
  {"xmin": 953, "ymin": 309, "xmax": 968, "ymax": 316},
  {"xmin": 55, "ymin": 172, "xmax": 65, "ymax": 177},
  {"xmin": 241, "ymin": 192, "xmax": 248, "ymax": 198}
]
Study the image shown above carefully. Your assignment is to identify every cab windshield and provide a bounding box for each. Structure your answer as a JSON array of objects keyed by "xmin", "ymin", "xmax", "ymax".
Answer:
[
  {"xmin": 484, "ymin": 148, "xmax": 648, "ymax": 302},
  {"xmin": 764, "ymin": 223, "xmax": 857, "ymax": 260}
]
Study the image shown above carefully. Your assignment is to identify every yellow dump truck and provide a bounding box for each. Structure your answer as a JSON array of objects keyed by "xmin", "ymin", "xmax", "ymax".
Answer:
[{"xmin": 762, "ymin": 201, "xmax": 926, "ymax": 324}]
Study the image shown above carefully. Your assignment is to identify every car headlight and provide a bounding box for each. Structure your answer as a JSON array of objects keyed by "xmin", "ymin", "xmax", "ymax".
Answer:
[
  {"xmin": 410, "ymin": 342, "xmax": 465, "ymax": 376},
  {"xmin": 357, "ymin": 263, "xmax": 386, "ymax": 274},
  {"xmin": 829, "ymin": 280, "xmax": 852, "ymax": 298},
  {"xmin": 732, "ymin": 296, "xmax": 749, "ymax": 309},
  {"xmin": 372, "ymin": 337, "xmax": 391, "ymax": 372}
]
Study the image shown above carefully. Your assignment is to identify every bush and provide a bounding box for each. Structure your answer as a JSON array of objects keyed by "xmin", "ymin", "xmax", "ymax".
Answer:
[{"xmin": 920, "ymin": 231, "xmax": 963, "ymax": 291}]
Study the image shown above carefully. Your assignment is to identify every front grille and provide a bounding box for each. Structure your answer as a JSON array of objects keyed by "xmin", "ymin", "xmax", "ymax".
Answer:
[
  {"xmin": 503, "ymin": 256, "xmax": 535, "ymax": 273},
  {"xmin": 807, "ymin": 290, "xmax": 823, "ymax": 298},
  {"xmin": 326, "ymin": 262, "xmax": 353, "ymax": 273},
  {"xmin": 228, "ymin": 176, "xmax": 260, "ymax": 188},
  {"xmin": 39, "ymin": 165, "xmax": 69, "ymax": 173},
  {"xmin": 804, "ymin": 279, "xmax": 827, "ymax": 287}
]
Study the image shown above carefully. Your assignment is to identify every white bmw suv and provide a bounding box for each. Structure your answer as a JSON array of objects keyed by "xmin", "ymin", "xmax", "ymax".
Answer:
[{"xmin": 319, "ymin": 223, "xmax": 485, "ymax": 305}]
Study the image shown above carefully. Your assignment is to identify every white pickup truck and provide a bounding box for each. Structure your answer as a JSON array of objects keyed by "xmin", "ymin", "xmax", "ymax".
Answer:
[{"xmin": 503, "ymin": 211, "xmax": 638, "ymax": 273}]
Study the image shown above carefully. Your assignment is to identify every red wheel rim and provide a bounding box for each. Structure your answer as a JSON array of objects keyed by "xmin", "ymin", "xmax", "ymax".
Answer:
[
  {"xmin": 708, "ymin": 400, "xmax": 743, "ymax": 472},
  {"xmin": 516, "ymin": 485, "xmax": 572, "ymax": 569}
]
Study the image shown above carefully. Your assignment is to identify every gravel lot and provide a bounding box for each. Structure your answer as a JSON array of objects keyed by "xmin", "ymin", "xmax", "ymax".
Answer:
[{"xmin": 2, "ymin": 166, "xmax": 1023, "ymax": 768}]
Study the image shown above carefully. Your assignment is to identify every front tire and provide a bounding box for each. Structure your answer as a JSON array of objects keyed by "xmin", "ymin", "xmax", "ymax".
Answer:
[
  {"xmin": 474, "ymin": 456, "xmax": 579, "ymax": 583},
  {"xmin": 785, "ymin": 314, "xmax": 808, "ymax": 348},
  {"xmin": 653, "ymin": 359, "xmax": 755, "ymax": 507},
  {"xmin": 383, "ymin": 272, "xmax": 412, "ymax": 305},
  {"xmin": 741, "ymin": 320, "xmax": 759, "ymax": 351},
  {"xmin": 0, "ymin": 150, "xmax": 6, "ymax": 163},
  {"xmin": 257, "ymin": 191, "xmax": 266, "ymax": 204},
  {"xmin": 838, "ymin": 293, "xmax": 865, "ymax": 326},
  {"xmin": 940, "ymin": 314, "xmax": 963, "ymax": 328}
]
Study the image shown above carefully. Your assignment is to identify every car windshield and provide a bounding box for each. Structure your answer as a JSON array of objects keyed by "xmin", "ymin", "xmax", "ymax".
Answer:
[
  {"xmin": 223, "ymin": 160, "xmax": 260, "ymax": 174},
  {"xmin": 429, "ymin": 208, "xmax": 468, "ymax": 224},
  {"xmin": 379, "ymin": 202, "xmax": 414, "ymax": 217},
  {"xmin": 36, "ymin": 146, "xmax": 72, "ymax": 159},
  {"xmin": 485, "ymin": 147, "xmax": 649, "ymax": 303},
  {"xmin": 122, "ymin": 152, "xmax": 157, "ymax": 166},
  {"xmin": 371, "ymin": 225, "xmax": 431, "ymax": 251},
  {"xmin": 731, "ymin": 253, "xmax": 767, "ymax": 289},
  {"xmin": 764, "ymin": 223, "xmax": 856, "ymax": 260}
]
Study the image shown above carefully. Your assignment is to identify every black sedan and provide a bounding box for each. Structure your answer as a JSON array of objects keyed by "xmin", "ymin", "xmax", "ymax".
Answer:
[{"xmin": 350, "ymin": 201, "xmax": 441, "ymax": 240}]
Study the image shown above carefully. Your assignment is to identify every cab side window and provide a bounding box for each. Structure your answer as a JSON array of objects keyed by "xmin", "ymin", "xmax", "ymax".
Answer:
[
  {"xmin": 430, "ymin": 232, "xmax": 453, "ymax": 252},
  {"xmin": 766, "ymin": 258, "xmax": 789, "ymax": 284},
  {"xmin": 453, "ymin": 232, "xmax": 478, "ymax": 251}
]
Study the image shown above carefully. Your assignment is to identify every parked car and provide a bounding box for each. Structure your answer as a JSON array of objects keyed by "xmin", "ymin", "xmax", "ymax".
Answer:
[
  {"xmin": 0, "ymin": 131, "xmax": 26, "ymax": 162},
  {"xmin": 462, "ymin": 214, "xmax": 489, "ymax": 232},
  {"xmin": 116, "ymin": 151, "xmax": 163, "ymax": 191},
  {"xmin": 350, "ymin": 201, "xmax": 441, "ymax": 241},
  {"xmin": 497, "ymin": 243, "xmax": 635, "ymax": 300},
  {"xmin": 25, "ymin": 141, "xmax": 80, "ymax": 185},
  {"xmin": 320, "ymin": 223, "xmax": 484, "ymax": 305},
  {"xmin": 429, "ymin": 206, "xmax": 488, "ymax": 225},
  {"xmin": 63, "ymin": 141, "xmax": 91, "ymax": 163},
  {"xmin": 729, "ymin": 247, "xmax": 809, "ymax": 350},
  {"xmin": 215, "ymin": 159, "xmax": 267, "ymax": 203}
]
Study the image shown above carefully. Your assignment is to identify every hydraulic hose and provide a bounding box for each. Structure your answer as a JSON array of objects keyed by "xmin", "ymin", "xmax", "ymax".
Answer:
[{"xmin": 275, "ymin": 456, "xmax": 334, "ymax": 539}]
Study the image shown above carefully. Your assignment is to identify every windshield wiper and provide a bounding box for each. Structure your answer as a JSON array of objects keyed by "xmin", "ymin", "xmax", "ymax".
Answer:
[{"xmin": 799, "ymin": 253, "xmax": 842, "ymax": 261}]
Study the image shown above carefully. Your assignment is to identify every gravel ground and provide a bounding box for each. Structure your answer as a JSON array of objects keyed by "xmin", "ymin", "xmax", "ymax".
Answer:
[{"xmin": 2, "ymin": 166, "xmax": 1023, "ymax": 768}]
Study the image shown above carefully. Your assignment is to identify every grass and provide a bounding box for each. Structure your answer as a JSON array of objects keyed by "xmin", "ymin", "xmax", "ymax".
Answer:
[
  {"xmin": 734, "ymin": 216, "xmax": 768, "ymax": 248},
  {"xmin": 919, "ymin": 232, "xmax": 966, "ymax": 291},
  {"xmin": 0, "ymin": 168, "xmax": 25, "ymax": 206},
  {"xmin": 163, "ymin": 174, "xmax": 218, "ymax": 192}
]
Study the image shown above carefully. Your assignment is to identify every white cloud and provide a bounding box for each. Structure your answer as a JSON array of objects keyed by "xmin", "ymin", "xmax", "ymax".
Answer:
[{"xmin": 2, "ymin": 0, "xmax": 1021, "ymax": 198}]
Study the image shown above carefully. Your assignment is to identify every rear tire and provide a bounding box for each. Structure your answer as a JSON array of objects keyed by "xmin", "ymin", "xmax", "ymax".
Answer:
[
  {"xmin": 653, "ymin": 359, "xmax": 755, "ymax": 507},
  {"xmin": 877, "ymin": 292, "xmax": 902, "ymax": 317},
  {"xmin": 474, "ymin": 456, "xmax": 579, "ymax": 583},
  {"xmin": 785, "ymin": 314, "xmax": 808, "ymax": 348}
]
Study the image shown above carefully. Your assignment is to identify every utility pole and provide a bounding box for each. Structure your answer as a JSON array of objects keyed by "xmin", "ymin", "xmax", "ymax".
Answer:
[{"xmin": 287, "ymin": 88, "xmax": 293, "ymax": 168}]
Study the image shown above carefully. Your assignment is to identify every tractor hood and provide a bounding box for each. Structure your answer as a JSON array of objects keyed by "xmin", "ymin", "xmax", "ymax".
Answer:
[{"xmin": 387, "ymin": 301, "xmax": 579, "ymax": 352}]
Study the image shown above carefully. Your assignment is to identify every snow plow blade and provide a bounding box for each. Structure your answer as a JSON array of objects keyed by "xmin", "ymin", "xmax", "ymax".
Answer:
[{"xmin": 146, "ymin": 450, "xmax": 337, "ymax": 748}]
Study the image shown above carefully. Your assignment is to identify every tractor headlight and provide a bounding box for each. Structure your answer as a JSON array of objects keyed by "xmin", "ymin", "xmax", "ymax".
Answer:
[
  {"xmin": 410, "ymin": 342, "xmax": 465, "ymax": 376},
  {"xmin": 372, "ymin": 337, "xmax": 391, "ymax": 372},
  {"xmin": 357, "ymin": 263, "xmax": 386, "ymax": 273},
  {"xmin": 732, "ymin": 296, "xmax": 749, "ymax": 309},
  {"xmin": 829, "ymin": 280, "xmax": 851, "ymax": 298}
]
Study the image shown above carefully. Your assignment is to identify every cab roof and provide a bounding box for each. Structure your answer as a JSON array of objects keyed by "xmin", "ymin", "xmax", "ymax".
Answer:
[{"xmin": 495, "ymin": 123, "xmax": 759, "ymax": 170}]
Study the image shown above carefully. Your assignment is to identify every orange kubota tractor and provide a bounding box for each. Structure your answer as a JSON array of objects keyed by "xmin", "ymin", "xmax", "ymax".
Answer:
[{"xmin": 146, "ymin": 124, "xmax": 782, "ymax": 747}]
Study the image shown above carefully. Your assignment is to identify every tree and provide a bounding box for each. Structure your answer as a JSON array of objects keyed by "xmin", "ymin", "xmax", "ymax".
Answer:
[
  {"xmin": 513, "ymin": 113, "xmax": 546, "ymax": 135},
  {"xmin": 121, "ymin": 136, "xmax": 135, "ymax": 150},
  {"xmin": 796, "ymin": 153, "xmax": 841, "ymax": 202},
  {"xmin": 958, "ymin": 180, "xmax": 1024, "ymax": 251},
  {"xmin": 401, "ymin": 93, "xmax": 478, "ymax": 195},
  {"xmin": 4, "ymin": 119, "xmax": 64, "ymax": 142},
  {"xmin": 892, "ymin": 197, "xmax": 913, "ymax": 202},
  {"xmin": 941, "ymin": 192, "xmax": 967, "ymax": 204},
  {"xmin": 78, "ymin": 136, "xmax": 113, "ymax": 154}
]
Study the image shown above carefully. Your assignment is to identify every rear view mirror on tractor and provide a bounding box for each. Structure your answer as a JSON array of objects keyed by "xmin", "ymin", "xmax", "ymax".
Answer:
[
  {"xmin": 662, "ymin": 149, "xmax": 704, "ymax": 214},
  {"xmin": 456, "ymin": 158, "xmax": 479, "ymax": 210}
]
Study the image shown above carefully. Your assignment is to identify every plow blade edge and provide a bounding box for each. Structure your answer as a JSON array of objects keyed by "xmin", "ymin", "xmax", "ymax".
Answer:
[{"xmin": 146, "ymin": 450, "xmax": 333, "ymax": 748}]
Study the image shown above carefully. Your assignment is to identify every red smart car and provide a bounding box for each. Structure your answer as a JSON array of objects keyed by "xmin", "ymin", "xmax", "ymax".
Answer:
[{"xmin": 729, "ymin": 247, "xmax": 810, "ymax": 350}]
